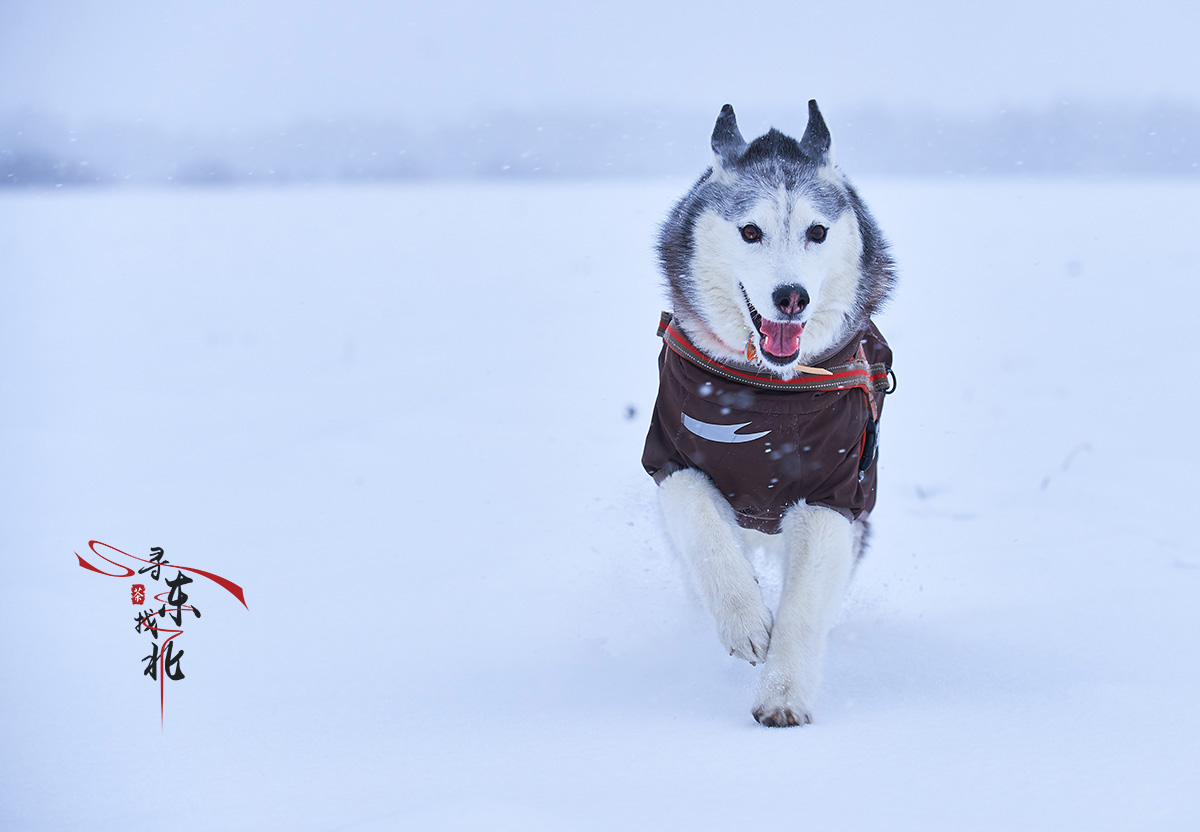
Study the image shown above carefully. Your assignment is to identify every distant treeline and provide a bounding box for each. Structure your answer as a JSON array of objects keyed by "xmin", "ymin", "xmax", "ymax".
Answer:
[{"xmin": 3, "ymin": 101, "xmax": 1198, "ymax": 187}]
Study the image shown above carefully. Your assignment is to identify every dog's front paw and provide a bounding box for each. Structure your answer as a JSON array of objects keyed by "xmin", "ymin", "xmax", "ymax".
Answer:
[
  {"xmin": 716, "ymin": 596, "xmax": 773, "ymax": 665},
  {"xmin": 752, "ymin": 704, "xmax": 812, "ymax": 727},
  {"xmin": 753, "ymin": 675, "xmax": 814, "ymax": 727}
]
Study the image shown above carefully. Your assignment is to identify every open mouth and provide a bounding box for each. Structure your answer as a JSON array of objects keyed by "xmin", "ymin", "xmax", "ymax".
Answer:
[{"xmin": 741, "ymin": 285, "xmax": 803, "ymax": 365}]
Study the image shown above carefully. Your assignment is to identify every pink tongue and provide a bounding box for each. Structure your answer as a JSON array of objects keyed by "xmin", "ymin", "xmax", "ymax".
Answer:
[{"xmin": 760, "ymin": 320, "xmax": 804, "ymax": 357}]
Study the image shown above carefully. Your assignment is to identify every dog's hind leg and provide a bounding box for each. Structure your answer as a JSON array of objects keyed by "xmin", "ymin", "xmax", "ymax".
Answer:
[
  {"xmin": 658, "ymin": 468, "xmax": 773, "ymax": 665},
  {"xmin": 753, "ymin": 503, "xmax": 855, "ymax": 726}
]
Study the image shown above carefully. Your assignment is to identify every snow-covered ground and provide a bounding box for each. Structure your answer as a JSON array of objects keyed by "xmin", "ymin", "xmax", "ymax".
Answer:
[{"xmin": 2, "ymin": 178, "xmax": 1198, "ymax": 830}]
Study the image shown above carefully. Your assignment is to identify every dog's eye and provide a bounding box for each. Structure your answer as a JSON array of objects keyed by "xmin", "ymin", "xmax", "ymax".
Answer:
[
  {"xmin": 806, "ymin": 224, "xmax": 828, "ymax": 243},
  {"xmin": 740, "ymin": 224, "xmax": 763, "ymax": 243}
]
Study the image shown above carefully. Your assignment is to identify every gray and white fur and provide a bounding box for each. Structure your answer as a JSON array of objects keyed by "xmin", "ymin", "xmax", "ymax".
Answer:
[{"xmin": 654, "ymin": 101, "xmax": 895, "ymax": 726}]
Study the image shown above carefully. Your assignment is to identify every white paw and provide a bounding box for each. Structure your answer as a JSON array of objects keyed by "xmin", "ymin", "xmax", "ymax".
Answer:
[
  {"xmin": 752, "ymin": 702, "xmax": 812, "ymax": 727},
  {"xmin": 753, "ymin": 675, "xmax": 814, "ymax": 727},
  {"xmin": 715, "ymin": 595, "xmax": 773, "ymax": 665}
]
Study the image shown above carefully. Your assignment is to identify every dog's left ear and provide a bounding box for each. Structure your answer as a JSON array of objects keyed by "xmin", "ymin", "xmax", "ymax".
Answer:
[
  {"xmin": 711, "ymin": 104, "xmax": 748, "ymax": 180},
  {"xmin": 799, "ymin": 99, "xmax": 833, "ymax": 167}
]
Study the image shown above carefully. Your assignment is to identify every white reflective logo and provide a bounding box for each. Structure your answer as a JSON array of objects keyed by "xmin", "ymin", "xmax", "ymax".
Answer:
[{"xmin": 682, "ymin": 413, "xmax": 770, "ymax": 444}]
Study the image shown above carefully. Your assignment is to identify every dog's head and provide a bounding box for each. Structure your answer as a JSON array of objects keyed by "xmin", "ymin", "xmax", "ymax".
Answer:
[{"xmin": 658, "ymin": 101, "xmax": 894, "ymax": 378}]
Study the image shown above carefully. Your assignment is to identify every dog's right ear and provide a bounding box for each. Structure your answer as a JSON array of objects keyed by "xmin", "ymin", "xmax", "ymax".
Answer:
[
  {"xmin": 711, "ymin": 104, "xmax": 747, "ymax": 181},
  {"xmin": 799, "ymin": 99, "xmax": 833, "ymax": 169}
]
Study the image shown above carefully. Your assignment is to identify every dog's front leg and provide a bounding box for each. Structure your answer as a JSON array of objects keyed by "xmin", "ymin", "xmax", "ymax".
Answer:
[
  {"xmin": 658, "ymin": 468, "xmax": 773, "ymax": 664},
  {"xmin": 753, "ymin": 504, "xmax": 854, "ymax": 726}
]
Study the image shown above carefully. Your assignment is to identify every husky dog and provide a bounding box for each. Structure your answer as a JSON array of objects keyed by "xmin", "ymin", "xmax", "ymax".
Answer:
[{"xmin": 642, "ymin": 101, "xmax": 895, "ymax": 726}]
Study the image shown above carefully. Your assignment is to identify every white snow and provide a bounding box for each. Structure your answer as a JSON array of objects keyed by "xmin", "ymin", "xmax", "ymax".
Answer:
[{"xmin": 2, "ymin": 179, "xmax": 1198, "ymax": 830}]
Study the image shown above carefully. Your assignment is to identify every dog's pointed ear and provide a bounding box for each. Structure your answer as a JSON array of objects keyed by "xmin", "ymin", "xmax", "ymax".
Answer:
[
  {"xmin": 799, "ymin": 99, "xmax": 833, "ymax": 167},
  {"xmin": 711, "ymin": 104, "xmax": 748, "ymax": 176}
]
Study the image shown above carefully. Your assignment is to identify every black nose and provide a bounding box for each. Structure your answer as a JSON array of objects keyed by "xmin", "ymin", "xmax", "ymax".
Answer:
[{"xmin": 772, "ymin": 284, "xmax": 809, "ymax": 317}]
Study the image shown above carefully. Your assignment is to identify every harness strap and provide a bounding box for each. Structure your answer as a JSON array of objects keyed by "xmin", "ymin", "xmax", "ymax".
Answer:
[{"xmin": 656, "ymin": 312, "xmax": 891, "ymax": 420}]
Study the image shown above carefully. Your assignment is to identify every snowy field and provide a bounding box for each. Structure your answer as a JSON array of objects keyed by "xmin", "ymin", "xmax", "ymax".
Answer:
[{"xmin": 2, "ymin": 178, "xmax": 1199, "ymax": 830}]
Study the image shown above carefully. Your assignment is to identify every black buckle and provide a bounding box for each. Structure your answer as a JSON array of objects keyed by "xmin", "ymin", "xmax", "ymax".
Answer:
[
  {"xmin": 858, "ymin": 418, "xmax": 879, "ymax": 479},
  {"xmin": 883, "ymin": 368, "xmax": 897, "ymax": 394}
]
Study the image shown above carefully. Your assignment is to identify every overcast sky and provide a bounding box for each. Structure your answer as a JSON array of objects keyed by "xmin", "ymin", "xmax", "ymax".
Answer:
[{"xmin": 2, "ymin": 0, "xmax": 1198, "ymax": 130}]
